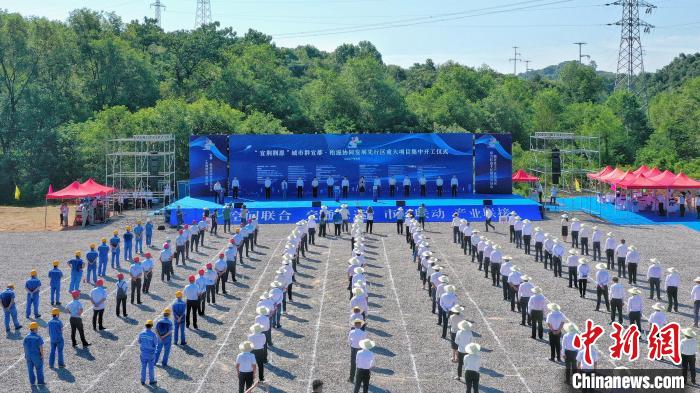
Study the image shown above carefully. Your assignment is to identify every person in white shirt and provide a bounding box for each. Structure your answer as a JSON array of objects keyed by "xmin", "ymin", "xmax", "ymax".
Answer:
[
  {"xmin": 418, "ymin": 174, "xmax": 427, "ymax": 196},
  {"xmin": 354, "ymin": 339, "xmax": 375, "ymax": 392},
  {"xmin": 451, "ymin": 213, "xmax": 461, "ymax": 244},
  {"xmin": 591, "ymin": 226, "xmax": 602, "ymax": 261},
  {"xmin": 605, "ymin": 232, "xmax": 616, "ymax": 270},
  {"xmin": 566, "ymin": 249, "xmax": 579, "ymax": 289},
  {"xmin": 402, "ymin": 176, "xmax": 411, "ymax": 197},
  {"xmin": 609, "ymin": 276, "xmax": 624, "ymax": 324},
  {"xmin": 692, "ymin": 277, "xmax": 700, "ymax": 327},
  {"xmin": 295, "ymin": 177, "xmax": 304, "ymax": 199},
  {"xmin": 648, "ymin": 302, "xmax": 667, "ymax": 333},
  {"xmin": 562, "ymin": 323, "xmax": 579, "ymax": 384},
  {"xmin": 448, "ymin": 305, "xmax": 465, "ymax": 362},
  {"xmin": 484, "ymin": 206, "xmax": 495, "ymax": 232},
  {"xmin": 570, "ymin": 218, "xmax": 581, "ymax": 248},
  {"xmin": 544, "ymin": 234, "xmax": 554, "ymax": 269},
  {"xmin": 680, "ymin": 328, "xmax": 697, "ymax": 384},
  {"xmin": 614, "ymin": 239, "xmax": 628, "ymax": 279},
  {"xmin": 141, "ymin": 253, "xmax": 154, "ymax": 294},
  {"xmin": 454, "ymin": 320, "xmax": 474, "ymax": 380},
  {"xmin": 463, "ymin": 342, "xmax": 481, "ymax": 392},
  {"xmin": 552, "ymin": 239, "xmax": 565, "ymax": 278},
  {"xmin": 348, "ymin": 319, "xmax": 368, "ymax": 383},
  {"xmin": 518, "ymin": 275, "xmax": 533, "ymax": 326},
  {"xmin": 627, "ymin": 287, "xmax": 643, "ymax": 331},
  {"xmin": 535, "ymin": 181, "xmax": 543, "ymax": 203},
  {"xmin": 326, "ymin": 175, "xmax": 334, "ymax": 198},
  {"xmin": 372, "ymin": 176, "xmax": 381, "ymax": 198},
  {"xmin": 436, "ymin": 176, "xmax": 444, "ymax": 197},
  {"xmin": 500, "ymin": 256, "xmax": 513, "ymax": 299},
  {"xmin": 489, "ymin": 245, "xmax": 503, "ymax": 287},
  {"xmin": 129, "ymin": 257, "xmax": 143, "ymax": 304},
  {"xmin": 522, "ymin": 219, "xmax": 534, "ymax": 255},
  {"xmin": 388, "ymin": 176, "xmax": 397, "ymax": 197},
  {"xmin": 625, "ymin": 245, "xmax": 640, "ymax": 285},
  {"xmin": 514, "ymin": 217, "xmax": 524, "ymax": 249},
  {"xmin": 264, "ymin": 177, "xmax": 272, "ymax": 199},
  {"xmin": 90, "ymin": 279, "xmax": 108, "ymax": 331},
  {"xmin": 594, "ymin": 263, "xmax": 610, "ymax": 312},
  {"xmin": 439, "ymin": 285, "xmax": 458, "ymax": 338},
  {"xmin": 647, "ymin": 259, "xmax": 663, "ymax": 300},
  {"xmin": 528, "ymin": 286, "xmax": 546, "ymax": 339},
  {"xmin": 560, "ymin": 214, "xmax": 569, "ymax": 242},
  {"xmin": 550, "ymin": 184, "xmax": 558, "ymax": 205},
  {"xmin": 577, "ymin": 258, "xmax": 590, "ymax": 298},
  {"xmin": 450, "ymin": 175, "xmax": 459, "ymax": 197},
  {"xmin": 236, "ymin": 341, "xmax": 257, "ymax": 391},
  {"xmin": 534, "ymin": 227, "xmax": 545, "ymax": 262},
  {"xmin": 546, "ymin": 303, "xmax": 565, "ymax": 362},
  {"xmin": 508, "ymin": 211, "xmax": 518, "ymax": 243},
  {"xmin": 576, "ymin": 344, "xmax": 600, "ymax": 371},
  {"xmin": 507, "ymin": 264, "xmax": 522, "ymax": 312},
  {"xmin": 311, "ymin": 177, "xmax": 319, "ymax": 198},
  {"xmin": 213, "ymin": 180, "xmax": 222, "ymax": 204},
  {"xmin": 665, "ymin": 267, "xmax": 681, "ymax": 312},
  {"xmin": 579, "ymin": 223, "xmax": 590, "ymax": 256}
]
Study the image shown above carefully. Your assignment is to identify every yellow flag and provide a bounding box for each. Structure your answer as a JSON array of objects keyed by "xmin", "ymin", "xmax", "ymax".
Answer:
[
  {"xmin": 574, "ymin": 179, "xmax": 581, "ymax": 192},
  {"xmin": 14, "ymin": 185, "xmax": 20, "ymax": 200}
]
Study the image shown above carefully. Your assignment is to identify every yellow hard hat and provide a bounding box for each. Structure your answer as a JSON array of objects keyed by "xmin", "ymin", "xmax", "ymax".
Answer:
[
  {"xmin": 163, "ymin": 308, "xmax": 171, "ymax": 315},
  {"xmin": 29, "ymin": 322, "xmax": 39, "ymax": 330},
  {"xmin": 101, "ymin": 238, "xmax": 107, "ymax": 243},
  {"xmin": 137, "ymin": 220, "xmax": 142, "ymax": 224},
  {"xmin": 235, "ymin": 228, "xmax": 241, "ymax": 233},
  {"xmin": 52, "ymin": 260, "xmax": 59, "ymax": 267},
  {"xmin": 90, "ymin": 243, "xmax": 96, "ymax": 249},
  {"xmin": 126, "ymin": 226, "xmax": 132, "ymax": 231},
  {"xmin": 145, "ymin": 319, "xmax": 154, "ymax": 327},
  {"xmin": 75, "ymin": 251, "xmax": 81, "ymax": 257},
  {"xmin": 51, "ymin": 308, "xmax": 60, "ymax": 316},
  {"xmin": 7, "ymin": 284, "xmax": 14, "ymax": 289},
  {"xmin": 113, "ymin": 230, "xmax": 118, "ymax": 235},
  {"xmin": 175, "ymin": 291, "xmax": 183, "ymax": 298},
  {"xmin": 30, "ymin": 270, "xmax": 37, "ymax": 277}
]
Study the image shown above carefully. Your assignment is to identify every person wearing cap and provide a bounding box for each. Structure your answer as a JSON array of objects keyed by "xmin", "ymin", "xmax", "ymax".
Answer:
[
  {"xmin": 454, "ymin": 320, "xmax": 474, "ymax": 380},
  {"xmin": 579, "ymin": 223, "xmax": 590, "ymax": 256},
  {"xmin": 184, "ymin": 276, "xmax": 199, "ymax": 329},
  {"xmin": 197, "ymin": 216, "xmax": 208, "ymax": 247},
  {"xmin": 680, "ymin": 328, "xmax": 697, "ymax": 384},
  {"xmin": 115, "ymin": 273, "xmax": 128, "ymax": 317},
  {"xmin": 48, "ymin": 260, "xmax": 63, "ymax": 306},
  {"xmin": 543, "ymin": 234, "xmax": 554, "ymax": 269},
  {"xmin": 348, "ymin": 318, "xmax": 368, "ymax": 383},
  {"xmin": 47, "ymin": 308, "xmax": 64, "ymax": 368},
  {"xmin": 255, "ymin": 306, "xmax": 272, "ymax": 353},
  {"xmin": 552, "ymin": 239, "xmax": 565, "ymax": 278},
  {"xmin": 23, "ymin": 321, "xmax": 45, "ymax": 385},
  {"xmin": 625, "ymin": 245, "xmax": 640, "ymax": 285},
  {"xmin": 440, "ymin": 285, "xmax": 458, "ymax": 338},
  {"xmin": 507, "ymin": 212, "xmax": 517, "ymax": 243},
  {"xmin": 590, "ymin": 226, "xmax": 602, "ymax": 261},
  {"xmin": 248, "ymin": 323, "xmax": 267, "ymax": 383},
  {"xmin": 490, "ymin": 245, "xmax": 503, "ymax": 287},
  {"xmin": 190, "ymin": 220, "xmax": 200, "ymax": 253},
  {"xmin": 534, "ymin": 227, "xmax": 545, "ymax": 262},
  {"xmin": 514, "ymin": 217, "xmax": 524, "ymax": 249},
  {"xmin": 576, "ymin": 344, "xmax": 600, "ymax": 375},
  {"xmin": 609, "ymin": 277, "xmax": 625, "ymax": 324},
  {"xmin": 393, "ymin": 207, "xmax": 404, "ymax": 235},
  {"xmin": 448, "ymin": 305, "xmax": 465, "ymax": 362},
  {"xmin": 174, "ymin": 229, "xmax": 187, "ymax": 266},
  {"xmin": 97, "ymin": 238, "xmax": 109, "ymax": 277},
  {"xmin": 627, "ymin": 287, "xmax": 643, "ymax": 331},
  {"xmin": 546, "ymin": 303, "xmax": 564, "ymax": 362},
  {"xmin": 451, "ymin": 213, "xmax": 461, "ymax": 243},
  {"xmin": 133, "ymin": 220, "xmax": 144, "ymax": 254},
  {"xmin": 123, "ymin": 226, "xmax": 134, "ymax": 262},
  {"xmin": 350, "ymin": 287, "xmax": 369, "ymax": 319},
  {"xmin": 1, "ymin": 284, "xmax": 21, "ymax": 332},
  {"xmin": 138, "ymin": 319, "xmax": 158, "ymax": 385},
  {"xmin": 692, "ymin": 277, "xmax": 700, "ymax": 327},
  {"xmin": 475, "ymin": 236, "xmax": 486, "ymax": 268},
  {"xmin": 648, "ymin": 302, "xmax": 667, "ymax": 332},
  {"xmin": 85, "ymin": 243, "xmax": 98, "ymax": 285},
  {"xmin": 577, "ymin": 258, "xmax": 590, "ymax": 298},
  {"xmin": 67, "ymin": 251, "xmax": 84, "ymax": 293},
  {"xmin": 562, "ymin": 323, "xmax": 579, "ymax": 384},
  {"xmin": 204, "ymin": 263, "xmax": 217, "ymax": 304},
  {"xmin": 560, "ymin": 214, "xmax": 569, "ymax": 241},
  {"xmin": 66, "ymin": 291, "xmax": 90, "ymax": 347},
  {"xmin": 171, "ymin": 291, "xmax": 187, "ymax": 346},
  {"xmin": 594, "ymin": 263, "xmax": 610, "ymax": 312},
  {"xmin": 195, "ymin": 269, "xmax": 207, "ymax": 315},
  {"xmin": 154, "ymin": 308, "xmax": 173, "ymax": 366},
  {"xmin": 160, "ymin": 243, "xmax": 173, "ymax": 282},
  {"xmin": 129, "ymin": 257, "xmax": 143, "ymax": 305},
  {"xmin": 142, "ymin": 253, "xmax": 154, "ymax": 294},
  {"xmin": 461, "ymin": 220, "xmax": 472, "ymax": 255},
  {"xmin": 110, "ymin": 230, "xmax": 121, "ymax": 269},
  {"xmin": 500, "ymin": 256, "xmax": 513, "ymax": 299},
  {"xmin": 25, "ymin": 270, "xmax": 42, "ymax": 319},
  {"xmin": 665, "ymin": 267, "xmax": 680, "ymax": 312},
  {"xmin": 90, "ymin": 279, "xmax": 107, "ymax": 330},
  {"xmin": 614, "ymin": 239, "xmax": 628, "ymax": 279},
  {"xmin": 522, "ymin": 219, "xmax": 533, "ymax": 255},
  {"xmin": 463, "ymin": 342, "xmax": 481, "ymax": 393},
  {"xmin": 483, "ymin": 241, "xmax": 493, "ymax": 279},
  {"xmin": 566, "ymin": 249, "xmax": 579, "ymax": 289},
  {"xmin": 570, "ymin": 218, "xmax": 581, "ymax": 248},
  {"xmin": 508, "ymin": 265, "xmax": 522, "ymax": 312},
  {"xmin": 647, "ymin": 259, "xmax": 663, "ymax": 300},
  {"xmin": 430, "ymin": 266, "xmax": 444, "ymax": 314},
  {"xmin": 604, "ymin": 232, "xmax": 616, "ymax": 270},
  {"xmin": 353, "ymin": 338, "xmax": 375, "ymax": 393},
  {"xmin": 518, "ymin": 275, "xmax": 533, "ymax": 325},
  {"xmin": 528, "ymin": 287, "xmax": 546, "ymax": 339},
  {"xmin": 236, "ymin": 340, "xmax": 257, "ymax": 392},
  {"xmin": 269, "ymin": 286, "xmax": 283, "ymax": 329}
]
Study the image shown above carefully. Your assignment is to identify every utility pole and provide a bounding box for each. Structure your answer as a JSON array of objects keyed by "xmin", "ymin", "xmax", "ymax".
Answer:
[
  {"xmin": 524, "ymin": 60, "xmax": 532, "ymax": 73},
  {"xmin": 573, "ymin": 42, "xmax": 590, "ymax": 64},
  {"xmin": 509, "ymin": 46, "xmax": 522, "ymax": 75},
  {"xmin": 150, "ymin": 0, "xmax": 165, "ymax": 28},
  {"xmin": 607, "ymin": 0, "xmax": 656, "ymax": 107},
  {"xmin": 195, "ymin": 0, "xmax": 212, "ymax": 27}
]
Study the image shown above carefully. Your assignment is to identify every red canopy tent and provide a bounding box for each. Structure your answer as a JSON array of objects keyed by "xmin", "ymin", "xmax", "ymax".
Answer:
[
  {"xmin": 80, "ymin": 178, "xmax": 116, "ymax": 196},
  {"xmin": 598, "ymin": 168, "xmax": 629, "ymax": 184},
  {"xmin": 649, "ymin": 170, "xmax": 677, "ymax": 186},
  {"xmin": 632, "ymin": 165, "xmax": 650, "ymax": 175},
  {"xmin": 587, "ymin": 165, "xmax": 613, "ymax": 180},
  {"xmin": 615, "ymin": 173, "xmax": 666, "ymax": 189},
  {"xmin": 670, "ymin": 173, "xmax": 700, "ymax": 189},
  {"xmin": 643, "ymin": 167, "xmax": 661, "ymax": 178},
  {"xmin": 512, "ymin": 169, "xmax": 539, "ymax": 183},
  {"xmin": 46, "ymin": 178, "xmax": 115, "ymax": 199}
]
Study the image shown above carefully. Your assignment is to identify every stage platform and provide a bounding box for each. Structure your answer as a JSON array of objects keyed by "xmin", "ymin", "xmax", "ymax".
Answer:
[{"xmin": 178, "ymin": 194, "xmax": 542, "ymax": 225}]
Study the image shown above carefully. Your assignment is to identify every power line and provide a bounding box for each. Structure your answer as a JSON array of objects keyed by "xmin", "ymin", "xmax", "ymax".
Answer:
[
  {"xmin": 195, "ymin": 0, "xmax": 212, "ymax": 27},
  {"xmin": 509, "ymin": 46, "xmax": 523, "ymax": 75},
  {"xmin": 150, "ymin": 0, "xmax": 166, "ymax": 28}
]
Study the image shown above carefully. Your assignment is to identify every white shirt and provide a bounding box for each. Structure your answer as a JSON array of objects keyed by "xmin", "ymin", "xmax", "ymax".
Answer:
[
  {"xmin": 464, "ymin": 353, "xmax": 481, "ymax": 371},
  {"xmin": 130, "ymin": 263, "xmax": 143, "ymax": 278},
  {"xmin": 436, "ymin": 178, "xmax": 443, "ymax": 186},
  {"xmin": 507, "ymin": 271, "xmax": 522, "ymax": 286},
  {"xmin": 680, "ymin": 338, "xmax": 697, "ymax": 356},
  {"xmin": 499, "ymin": 262, "xmax": 512, "ymax": 276},
  {"xmin": 534, "ymin": 232, "xmax": 545, "ymax": 243},
  {"xmin": 522, "ymin": 223, "xmax": 533, "ymax": 236},
  {"xmin": 665, "ymin": 273, "xmax": 680, "ymax": 288},
  {"xmin": 389, "ymin": 177, "xmax": 396, "ymax": 185},
  {"xmin": 528, "ymin": 294, "xmax": 546, "ymax": 311},
  {"xmin": 451, "ymin": 177, "xmax": 458, "ymax": 186},
  {"xmin": 455, "ymin": 329, "xmax": 473, "ymax": 353},
  {"xmin": 439, "ymin": 292, "xmax": 458, "ymax": 311},
  {"xmin": 183, "ymin": 283, "xmax": 199, "ymax": 300},
  {"xmin": 265, "ymin": 179, "xmax": 271, "ymax": 187},
  {"xmin": 490, "ymin": 250, "xmax": 502, "ymax": 264},
  {"xmin": 591, "ymin": 230, "xmax": 602, "ymax": 242},
  {"xmin": 373, "ymin": 178, "xmax": 381, "ymax": 187},
  {"xmin": 577, "ymin": 348, "xmax": 599, "ymax": 369},
  {"xmin": 296, "ymin": 179, "xmax": 303, "ymax": 187},
  {"xmin": 356, "ymin": 349, "xmax": 375, "ymax": 369},
  {"xmin": 647, "ymin": 265, "xmax": 662, "ymax": 279},
  {"xmin": 562, "ymin": 332, "xmax": 577, "ymax": 351},
  {"xmin": 595, "ymin": 270, "xmax": 610, "ymax": 286},
  {"xmin": 692, "ymin": 284, "xmax": 700, "ymax": 301},
  {"xmin": 215, "ymin": 259, "xmax": 227, "ymax": 273},
  {"xmin": 247, "ymin": 332, "xmax": 266, "ymax": 350},
  {"xmin": 546, "ymin": 311, "xmax": 565, "ymax": 331},
  {"xmin": 615, "ymin": 244, "xmax": 628, "ymax": 258},
  {"xmin": 625, "ymin": 250, "xmax": 640, "ymax": 264},
  {"xmin": 605, "ymin": 237, "xmax": 616, "ymax": 250},
  {"xmin": 648, "ymin": 311, "xmax": 667, "ymax": 327},
  {"xmin": 448, "ymin": 313, "xmax": 464, "ymax": 334},
  {"xmin": 90, "ymin": 287, "xmax": 107, "ymax": 311},
  {"xmin": 231, "ymin": 179, "xmax": 240, "ymax": 187},
  {"xmin": 255, "ymin": 314, "xmax": 270, "ymax": 331},
  {"xmin": 567, "ymin": 254, "xmax": 579, "ymax": 267},
  {"xmin": 518, "ymin": 282, "xmax": 534, "ymax": 298},
  {"xmin": 627, "ymin": 295, "xmax": 643, "ymax": 312},
  {"xmin": 609, "ymin": 283, "xmax": 625, "ymax": 299},
  {"xmin": 577, "ymin": 263, "xmax": 589, "ymax": 279},
  {"xmin": 419, "ymin": 177, "xmax": 427, "ymax": 185},
  {"xmin": 571, "ymin": 222, "xmax": 581, "ymax": 231},
  {"xmin": 236, "ymin": 352, "xmax": 256, "ymax": 372},
  {"xmin": 403, "ymin": 178, "xmax": 411, "ymax": 186},
  {"xmin": 348, "ymin": 328, "xmax": 368, "ymax": 349}
]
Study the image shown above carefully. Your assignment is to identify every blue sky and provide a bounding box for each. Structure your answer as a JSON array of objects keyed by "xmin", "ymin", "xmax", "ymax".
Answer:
[{"xmin": 2, "ymin": 0, "xmax": 698, "ymax": 73}]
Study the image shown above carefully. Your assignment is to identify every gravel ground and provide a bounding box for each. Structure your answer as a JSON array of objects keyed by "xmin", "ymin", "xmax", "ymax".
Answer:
[{"xmin": 0, "ymin": 211, "xmax": 698, "ymax": 393}]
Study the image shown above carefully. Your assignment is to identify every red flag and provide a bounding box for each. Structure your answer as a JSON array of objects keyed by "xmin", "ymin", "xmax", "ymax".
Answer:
[{"xmin": 48, "ymin": 184, "xmax": 53, "ymax": 194}]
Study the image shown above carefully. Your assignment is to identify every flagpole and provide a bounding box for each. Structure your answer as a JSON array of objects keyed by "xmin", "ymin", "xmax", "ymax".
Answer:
[{"xmin": 44, "ymin": 199, "xmax": 48, "ymax": 229}]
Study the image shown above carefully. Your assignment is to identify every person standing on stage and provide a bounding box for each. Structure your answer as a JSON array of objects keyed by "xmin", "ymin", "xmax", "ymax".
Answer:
[
  {"xmin": 342, "ymin": 177, "xmax": 350, "ymax": 198},
  {"xmin": 484, "ymin": 206, "xmax": 495, "ymax": 232},
  {"xmin": 296, "ymin": 177, "xmax": 304, "ymax": 198},
  {"xmin": 389, "ymin": 176, "xmax": 396, "ymax": 197},
  {"xmin": 312, "ymin": 176, "xmax": 319, "ymax": 198},
  {"xmin": 213, "ymin": 181, "xmax": 222, "ymax": 204},
  {"xmin": 373, "ymin": 176, "xmax": 381, "ymax": 198},
  {"xmin": 550, "ymin": 184, "xmax": 558, "ymax": 205},
  {"xmin": 436, "ymin": 176, "xmax": 444, "ymax": 197},
  {"xmin": 358, "ymin": 176, "xmax": 366, "ymax": 197},
  {"xmin": 451, "ymin": 175, "xmax": 459, "ymax": 197},
  {"xmin": 264, "ymin": 177, "xmax": 272, "ymax": 199},
  {"xmin": 327, "ymin": 175, "xmax": 335, "ymax": 197},
  {"xmin": 403, "ymin": 176, "xmax": 411, "ymax": 197},
  {"xmin": 231, "ymin": 177, "xmax": 240, "ymax": 199},
  {"xmin": 281, "ymin": 179, "xmax": 288, "ymax": 199},
  {"xmin": 535, "ymin": 181, "xmax": 543, "ymax": 203},
  {"xmin": 419, "ymin": 174, "xmax": 427, "ymax": 197}
]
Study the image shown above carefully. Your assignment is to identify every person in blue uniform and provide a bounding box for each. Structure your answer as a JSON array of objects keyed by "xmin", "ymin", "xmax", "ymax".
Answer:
[
  {"xmin": 47, "ymin": 308, "xmax": 65, "ymax": 368},
  {"xmin": 123, "ymin": 226, "xmax": 134, "ymax": 262},
  {"xmin": 172, "ymin": 291, "xmax": 186, "ymax": 345},
  {"xmin": 145, "ymin": 220, "xmax": 154, "ymax": 247},
  {"xmin": 134, "ymin": 220, "xmax": 144, "ymax": 254},
  {"xmin": 154, "ymin": 309, "xmax": 173, "ymax": 366},
  {"xmin": 1, "ymin": 284, "xmax": 22, "ymax": 332},
  {"xmin": 25, "ymin": 270, "xmax": 42, "ymax": 319},
  {"xmin": 138, "ymin": 319, "xmax": 158, "ymax": 385},
  {"xmin": 110, "ymin": 231, "xmax": 121, "ymax": 269},
  {"xmin": 67, "ymin": 251, "xmax": 83, "ymax": 293},
  {"xmin": 48, "ymin": 260, "xmax": 63, "ymax": 306},
  {"xmin": 85, "ymin": 243, "xmax": 98, "ymax": 285},
  {"xmin": 23, "ymin": 321, "xmax": 45, "ymax": 385},
  {"xmin": 97, "ymin": 238, "xmax": 109, "ymax": 277}
]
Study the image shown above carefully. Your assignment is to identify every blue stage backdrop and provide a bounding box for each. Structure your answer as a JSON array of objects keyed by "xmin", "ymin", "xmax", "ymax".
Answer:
[
  {"xmin": 189, "ymin": 135, "xmax": 229, "ymax": 197},
  {"xmin": 474, "ymin": 133, "xmax": 513, "ymax": 194},
  {"xmin": 227, "ymin": 133, "xmax": 474, "ymax": 200}
]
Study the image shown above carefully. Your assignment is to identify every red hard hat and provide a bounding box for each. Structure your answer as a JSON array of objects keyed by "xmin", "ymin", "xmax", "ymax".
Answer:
[
  {"xmin": 219, "ymin": 253, "xmax": 224, "ymax": 258},
  {"xmin": 163, "ymin": 243, "xmax": 169, "ymax": 249},
  {"xmin": 198, "ymin": 269, "xmax": 205, "ymax": 275},
  {"xmin": 184, "ymin": 225, "xmax": 189, "ymax": 229},
  {"xmin": 188, "ymin": 275, "xmax": 196, "ymax": 282},
  {"xmin": 192, "ymin": 220, "xmax": 197, "ymax": 224},
  {"xmin": 117, "ymin": 273, "xmax": 124, "ymax": 279},
  {"xmin": 134, "ymin": 256, "xmax": 140, "ymax": 262},
  {"xmin": 248, "ymin": 219, "xmax": 252, "ymax": 223},
  {"xmin": 206, "ymin": 263, "xmax": 213, "ymax": 269},
  {"xmin": 71, "ymin": 290, "xmax": 80, "ymax": 298},
  {"xmin": 145, "ymin": 253, "xmax": 152, "ymax": 258},
  {"xmin": 179, "ymin": 229, "xmax": 183, "ymax": 234},
  {"xmin": 96, "ymin": 279, "xmax": 104, "ymax": 286},
  {"xmin": 229, "ymin": 239, "xmax": 234, "ymax": 244}
]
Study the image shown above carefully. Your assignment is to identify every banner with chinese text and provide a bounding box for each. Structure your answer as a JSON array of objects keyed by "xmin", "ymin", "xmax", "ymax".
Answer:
[
  {"xmin": 474, "ymin": 133, "xmax": 513, "ymax": 194},
  {"xmin": 189, "ymin": 135, "xmax": 229, "ymax": 198}
]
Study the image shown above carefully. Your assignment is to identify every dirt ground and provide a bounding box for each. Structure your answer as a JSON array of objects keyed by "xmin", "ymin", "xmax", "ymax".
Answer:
[{"xmin": 0, "ymin": 206, "xmax": 64, "ymax": 232}]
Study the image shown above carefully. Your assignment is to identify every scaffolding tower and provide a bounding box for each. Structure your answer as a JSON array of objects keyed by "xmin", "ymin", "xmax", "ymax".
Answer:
[
  {"xmin": 530, "ymin": 132, "xmax": 601, "ymax": 211},
  {"xmin": 106, "ymin": 135, "xmax": 176, "ymax": 217}
]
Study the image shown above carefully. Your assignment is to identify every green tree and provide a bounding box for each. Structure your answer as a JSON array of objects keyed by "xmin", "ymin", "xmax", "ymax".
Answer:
[{"xmin": 558, "ymin": 62, "xmax": 605, "ymax": 103}]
